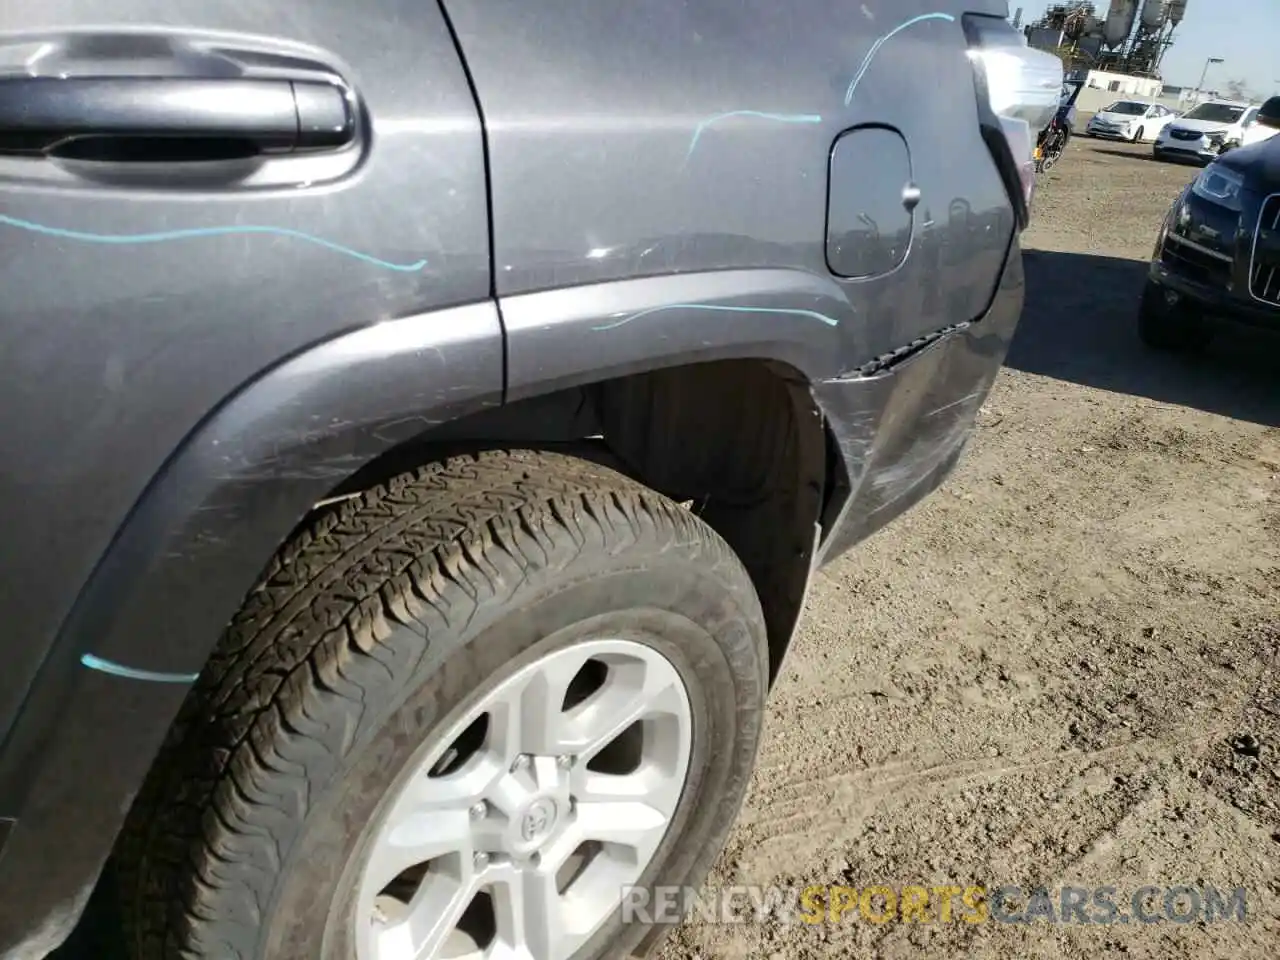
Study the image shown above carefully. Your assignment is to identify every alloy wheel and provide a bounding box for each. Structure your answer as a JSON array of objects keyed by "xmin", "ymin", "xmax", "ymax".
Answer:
[{"xmin": 354, "ymin": 639, "xmax": 693, "ymax": 960}]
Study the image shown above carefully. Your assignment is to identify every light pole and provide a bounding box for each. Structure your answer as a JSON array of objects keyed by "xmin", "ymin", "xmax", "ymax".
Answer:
[{"xmin": 1194, "ymin": 57, "xmax": 1224, "ymax": 103}]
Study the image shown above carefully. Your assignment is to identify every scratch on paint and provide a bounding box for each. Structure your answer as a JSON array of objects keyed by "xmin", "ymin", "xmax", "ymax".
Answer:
[
  {"xmin": 593, "ymin": 302, "xmax": 840, "ymax": 332},
  {"xmin": 0, "ymin": 214, "xmax": 428, "ymax": 273},
  {"xmin": 81, "ymin": 653, "xmax": 199, "ymax": 684},
  {"xmin": 867, "ymin": 421, "xmax": 973, "ymax": 515},
  {"xmin": 844, "ymin": 12, "xmax": 957, "ymax": 106},
  {"xmin": 685, "ymin": 111, "xmax": 823, "ymax": 163},
  {"xmin": 925, "ymin": 389, "xmax": 985, "ymax": 418}
]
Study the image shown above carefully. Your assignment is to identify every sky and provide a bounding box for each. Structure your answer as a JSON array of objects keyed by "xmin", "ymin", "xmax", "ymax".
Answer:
[{"xmin": 1014, "ymin": 0, "xmax": 1279, "ymax": 97}]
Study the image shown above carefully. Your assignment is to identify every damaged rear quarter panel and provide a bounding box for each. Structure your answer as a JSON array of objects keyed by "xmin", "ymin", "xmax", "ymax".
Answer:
[{"xmin": 815, "ymin": 237, "xmax": 1026, "ymax": 563}]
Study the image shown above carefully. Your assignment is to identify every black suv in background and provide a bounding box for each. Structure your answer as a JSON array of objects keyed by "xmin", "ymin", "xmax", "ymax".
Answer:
[{"xmin": 1141, "ymin": 96, "xmax": 1280, "ymax": 349}]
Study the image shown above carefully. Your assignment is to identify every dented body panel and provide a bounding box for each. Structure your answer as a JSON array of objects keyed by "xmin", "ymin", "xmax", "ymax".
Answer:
[{"xmin": 816, "ymin": 238, "xmax": 1025, "ymax": 563}]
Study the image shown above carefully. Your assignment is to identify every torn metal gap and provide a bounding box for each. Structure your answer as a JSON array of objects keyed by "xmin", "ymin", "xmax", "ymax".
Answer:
[{"xmin": 842, "ymin": 320, "xmax": 973, "ymax": 380}]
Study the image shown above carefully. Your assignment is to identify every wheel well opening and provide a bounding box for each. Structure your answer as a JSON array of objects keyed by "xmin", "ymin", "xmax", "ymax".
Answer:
[{"xmin": 312, "ymin": 359, "xmax": 828, "ymax": 682}]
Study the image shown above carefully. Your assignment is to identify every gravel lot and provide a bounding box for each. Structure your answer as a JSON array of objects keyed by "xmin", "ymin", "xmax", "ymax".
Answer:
[
  {"xmin": 658, "ymin": 137, "xmax": 1280, "ymax": 958},
  {"xmin": 54, "ymin": 138, "xmax": 1280, "ymax": 960}
]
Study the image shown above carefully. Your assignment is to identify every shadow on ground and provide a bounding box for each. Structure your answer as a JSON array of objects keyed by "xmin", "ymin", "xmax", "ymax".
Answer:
[
  {"xmin": 1088, "ymin": 146, "xmax": 1206, "ymax": 167},
  {"xmin": 1009, "ymin": 249, "xmax": 1280, "ymax": 427}
]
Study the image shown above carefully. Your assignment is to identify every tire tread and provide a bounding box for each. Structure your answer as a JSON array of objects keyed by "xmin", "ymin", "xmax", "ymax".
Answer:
[{"xmin": 115, "ymin": 449, "xmax": 759, "ymax": 959}]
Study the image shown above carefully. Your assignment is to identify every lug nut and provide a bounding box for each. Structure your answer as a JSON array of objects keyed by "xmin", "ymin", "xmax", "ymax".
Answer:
[
  {"xmin": 473, "ymin": 851, "xmax": 490, "ymax": 871},
  {"xmin": 469, "ymin": 801, "xmax": 487, "ymax": 820},
  {"xmin": 511, "ymin": 754, "xmax": 531, "ymax": 773},
  {"xmin": 556, "ymin": 754, "xmax": 574, "ymax": 770}
]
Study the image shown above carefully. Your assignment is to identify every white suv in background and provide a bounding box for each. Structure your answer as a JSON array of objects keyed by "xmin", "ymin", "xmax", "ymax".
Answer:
[
  {"xmin": 1085, "ymin": 100, "xmax": 1177, "ymax": 142},
  {"xmin": 1155, "ymin": 100, "xmax": 1259, "ymax": 163}
]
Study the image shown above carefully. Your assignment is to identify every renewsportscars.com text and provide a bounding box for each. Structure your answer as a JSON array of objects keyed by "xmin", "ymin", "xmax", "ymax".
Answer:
[{"xmin": 620, "ymin": 883, "xmax": 1249, "ymax": 926}]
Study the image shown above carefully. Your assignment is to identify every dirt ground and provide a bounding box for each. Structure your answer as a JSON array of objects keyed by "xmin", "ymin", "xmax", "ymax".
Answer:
[{"xmin": 657, "ymin": 138, "xmax": 1280, "ymax": 958}]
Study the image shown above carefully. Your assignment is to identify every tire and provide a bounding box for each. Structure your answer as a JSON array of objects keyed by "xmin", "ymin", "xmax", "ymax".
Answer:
[
  {"xmin": 115, "ymin": 450, "xmax": 768, "ymax": 960},
  {"xmin": 1138, "ymin": 281, "xmax": 1211, "ymax": 351}
]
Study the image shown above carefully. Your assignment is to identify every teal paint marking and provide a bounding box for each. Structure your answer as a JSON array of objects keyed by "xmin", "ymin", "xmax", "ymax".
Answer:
[
  {"xmin": 685, "ymin": 111, "xmax": 823, "ymax": 163},
  {"xmin": 80, "ymin": 653, "xmax": 199, "ymax": 684},
  {"xmin": 0, "ymin": 214, "xmax": 428, "ymax": 273},
  {"xmin": 592, "ymin": 302, "xmax": 841, "ymax": 332},
  {"xmin": 844, "ymin": 12, "xmax": 957, "ymax": 106}
]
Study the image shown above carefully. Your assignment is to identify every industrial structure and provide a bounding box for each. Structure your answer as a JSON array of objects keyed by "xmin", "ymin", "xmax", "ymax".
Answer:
[{"xmin": 1023, "ymin": 0, "xmax": 1190, "ymax": 78}]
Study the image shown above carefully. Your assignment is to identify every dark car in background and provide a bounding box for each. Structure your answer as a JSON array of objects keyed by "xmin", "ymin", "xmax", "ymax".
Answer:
[{"xmin": 1141, "ymin": 98, "xmax": 1280, "ymax": 349}]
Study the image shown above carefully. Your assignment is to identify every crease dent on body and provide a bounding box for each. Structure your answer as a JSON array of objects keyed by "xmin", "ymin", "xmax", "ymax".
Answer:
[
  {"xmin": 866, "ymin": 421, "xmax": 973, "ymax": 516},
  {"xmin": 684, "ymin": 111, "xmax": 822, "ymax": 163},
  {"xmin": 844, "ymin": 12, "xmax": 957, "ymax": 106},
  {"xmin": 592, "ymin": 302, "xmax": 841, "ymax": 332},
  {"xmin": 0, "ymin": 213, "xmax": 428, "ymax": 273}
]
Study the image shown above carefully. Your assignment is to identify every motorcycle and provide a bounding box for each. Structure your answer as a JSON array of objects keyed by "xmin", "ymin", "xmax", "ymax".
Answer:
[{"xmin": 1036, "ymin": 79, "xmax": 1083, "ymax": 173}]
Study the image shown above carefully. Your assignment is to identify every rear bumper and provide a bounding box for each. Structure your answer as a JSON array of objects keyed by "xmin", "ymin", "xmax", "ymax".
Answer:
[{"xmin": 814, "ymin": 236, "xmax": 1024, "ymax": 565}]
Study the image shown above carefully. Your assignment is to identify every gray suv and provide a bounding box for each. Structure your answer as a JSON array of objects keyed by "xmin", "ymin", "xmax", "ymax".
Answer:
[{"xmin": 0, "ymin": 5, "xmax": 1059, "ymax": 959}]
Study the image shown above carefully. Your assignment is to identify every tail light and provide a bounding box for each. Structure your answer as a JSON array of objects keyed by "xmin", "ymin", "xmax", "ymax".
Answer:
[{"xmin": 962, "ymin": 14, "xmax": 1063, "ymax": 227}]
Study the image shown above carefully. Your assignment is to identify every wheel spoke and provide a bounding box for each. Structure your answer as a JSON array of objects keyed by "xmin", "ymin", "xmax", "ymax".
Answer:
[
  {"xmin": 573, "ymin": 799, "xmax": 670, "ymax": 861},
  {"xmin": 486, "ymin": 696, "xmax": 527, "ymax": 766},
  {"xmin": 378, "ymin": 865, "xmax": 479, "ymax": 960},
  {"xmin": 493, "ymin": 865, "xmax": 565, "ymax": 960},
  {"xmin": 520, "ymin": 867, "xmax": 566, "ymax": 960},
  {"xmin": 485, "ymin": 653, "xmax": 584, "ymax": 759},
  {"xmin": 363, "ymin": 808, "xmax": 475, "ymax": 897},
  {"xmin": 404, "ymin": 753, "xmax": 506, "ymax": 817},
  {"xmin": 518, "ymin": 670, "xmax": 568, "ymax": 757},
  {"xmin": 570, "ymin": 765, "xmax": 666, "ymax": 804},
  {"xmin": 566, "ymin": 660, "xmax": 683, "ymax": 762}
]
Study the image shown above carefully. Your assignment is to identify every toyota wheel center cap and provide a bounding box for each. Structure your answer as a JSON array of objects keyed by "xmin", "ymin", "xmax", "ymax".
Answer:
[{"xmin": 520, "ymin": 797, "xmax": 558, "ymax": 844}]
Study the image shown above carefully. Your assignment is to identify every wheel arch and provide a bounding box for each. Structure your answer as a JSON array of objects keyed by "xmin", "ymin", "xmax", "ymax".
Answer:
[
  {"xmin": 12, "ymin": 295, "xmax": 833, "ymax": 720},
  {"xmin": 70, "ymin": 313, "xmax": 831, "ymax": 692},
  {"xmin": 323, "ymin": 357, "xmax": 829, "ymax": 685}
]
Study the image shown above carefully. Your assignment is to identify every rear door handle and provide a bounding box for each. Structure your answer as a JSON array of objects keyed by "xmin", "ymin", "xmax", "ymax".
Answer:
[{"xmin": 0, "ymin": 77, "xmax": 354, "ymax": 159}]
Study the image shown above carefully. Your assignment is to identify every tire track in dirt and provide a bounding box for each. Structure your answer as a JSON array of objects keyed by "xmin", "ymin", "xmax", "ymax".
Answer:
[{"xmin": 741, "ymin": 725, "xmax": 1232, "ymax": 848}]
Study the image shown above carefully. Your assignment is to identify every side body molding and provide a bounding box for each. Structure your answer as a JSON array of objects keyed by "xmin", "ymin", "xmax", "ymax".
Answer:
[
  {"xmin": 503, "ymin": 269, "xmax": 853, "ymax": 398},
  {"xmin": 0, "ymin": 304, "xmax": 502, "ymax": 951}
]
